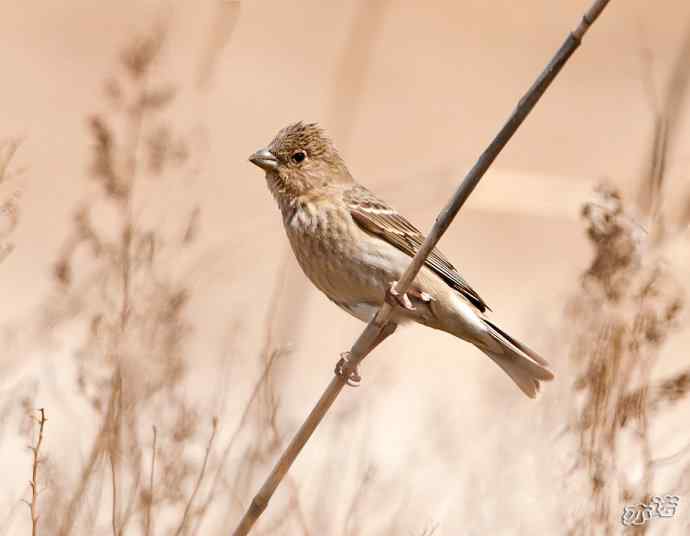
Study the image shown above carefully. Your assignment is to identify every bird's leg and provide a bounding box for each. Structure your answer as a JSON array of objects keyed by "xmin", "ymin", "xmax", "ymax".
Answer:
[
  {"xmin": 385, "ymin": 281, "xmax": 415, "ymax": 311},
  {"xmin": 334, "ymin": 322, "xmax": 397, "ymax": 387},
  {"xmin": 335, "ymin": 352, "xmax": 361, "ymax": 386}
]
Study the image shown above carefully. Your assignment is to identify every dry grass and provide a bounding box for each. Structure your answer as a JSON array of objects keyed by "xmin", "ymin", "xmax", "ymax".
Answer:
[
  {"xmin": 565, "ymin": 26, "xmax": 690, "ymax": 534},
  {"xmin": 4, "ymin": 25, "xmax": 319, "ymax": 536},
  {"xmin": 35, "ymin": 28, "xmax": 210, "ymax": 536},
  {"xmin": 566, "ymin": 184, "xmax": 687, "ymax": 535}
]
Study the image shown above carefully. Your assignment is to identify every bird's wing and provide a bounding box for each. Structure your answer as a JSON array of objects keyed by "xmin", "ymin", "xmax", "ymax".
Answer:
[{"xmin": 344, "ymin": 184, "xmax": 490, "ymax": 312}]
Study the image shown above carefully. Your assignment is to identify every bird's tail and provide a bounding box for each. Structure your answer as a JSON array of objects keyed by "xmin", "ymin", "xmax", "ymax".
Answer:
[{"xmin": 477, "ymin": 318, "xmax": 554, "ymax": 398}]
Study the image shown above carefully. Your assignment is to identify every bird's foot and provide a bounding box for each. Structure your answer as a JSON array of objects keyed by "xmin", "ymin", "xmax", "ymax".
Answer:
[
  {"xmin": 409, "ymin": 289, "xmax": 433, "ymax": 303},
  {"xmin": 335, "ymin": 352, "xmax": 361, "ymax": 387},
  {"xmin": 385, "ymin": 281, "xmax": 415, "ymax": 311}
]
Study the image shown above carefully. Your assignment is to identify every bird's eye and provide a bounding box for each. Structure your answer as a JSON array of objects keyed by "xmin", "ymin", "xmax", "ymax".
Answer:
[{"xmin": 291, "ymin": 150, "xmax": 306, "ymax": 164}]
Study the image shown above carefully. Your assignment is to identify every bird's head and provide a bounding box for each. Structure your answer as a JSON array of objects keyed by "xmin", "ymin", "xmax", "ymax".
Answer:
[{"xmin": 249, "ymin": 122, "xmax": 352, "ymax": 202}]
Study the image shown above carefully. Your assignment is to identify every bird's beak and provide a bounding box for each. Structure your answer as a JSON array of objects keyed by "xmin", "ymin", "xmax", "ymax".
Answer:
[{"xmin": 249, "ymin": 147, "xmax": 279, "ymax": 172}]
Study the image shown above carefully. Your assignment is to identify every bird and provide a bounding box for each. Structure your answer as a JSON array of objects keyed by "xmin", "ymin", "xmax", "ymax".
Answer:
[{"xmin": 249, "ymin": 122, "xmax": 554, "ymax": 398}]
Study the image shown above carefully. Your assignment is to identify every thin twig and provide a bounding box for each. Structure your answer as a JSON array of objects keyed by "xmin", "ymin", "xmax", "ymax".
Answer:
[
  {"xmin": 109, "ymin": 370, "xmax": 123, "ymax": 536},
  {"xmin": 174, "ymin": 417, "xmax": 218, "ymax": 536},
  {"xmin": 144, "ymin": 426, "xmax": 157, "ymax": 536},
  {"xmin": 25, "ymin": 408, "xmax": 47, "ymax": 536},
  {"xmin": 117, "ymin": 413, "xmax": 144, "ymax": 536},
  {"xmin": 57, "ymin": 383, "xmax": 117, "ymax": 536},
  {"xmin": 231, "ymin": 1, "xmax": 611, "ymax": 534}
]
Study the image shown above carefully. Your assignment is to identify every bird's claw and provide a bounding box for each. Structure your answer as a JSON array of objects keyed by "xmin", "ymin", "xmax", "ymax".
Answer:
[
  {"xmin": 386, "ymin": 282, "xmax": 415, "ymax": 311},
  {"xmin": 410, "ymin": 289, "xmax": 433, "ymax": 303},
  {"xmin": 335, "ymin": 352, "xmax": 361, "ymax": 387}
]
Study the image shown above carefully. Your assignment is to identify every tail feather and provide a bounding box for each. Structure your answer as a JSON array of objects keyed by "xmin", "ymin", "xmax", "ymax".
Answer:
[{"xmin": 480, "ymin": 318, "xmax": 554, "ymax": 398}]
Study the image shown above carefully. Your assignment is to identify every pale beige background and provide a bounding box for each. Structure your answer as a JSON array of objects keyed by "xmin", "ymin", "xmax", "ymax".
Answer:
[{"xmin": 1, "ymin": 1, "xmax": 690, "ymax": 535}]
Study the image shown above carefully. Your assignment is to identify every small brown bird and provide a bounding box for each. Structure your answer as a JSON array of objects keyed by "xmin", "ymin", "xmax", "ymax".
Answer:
[{"xmin": 249, "ymin": 122, "xmax": 554, "ymax": 397}]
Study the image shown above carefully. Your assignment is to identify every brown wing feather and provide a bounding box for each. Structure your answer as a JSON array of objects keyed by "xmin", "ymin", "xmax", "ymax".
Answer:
[{"xmin": 344, "ymin": 185, "xmax": 490, "ymax": 312}]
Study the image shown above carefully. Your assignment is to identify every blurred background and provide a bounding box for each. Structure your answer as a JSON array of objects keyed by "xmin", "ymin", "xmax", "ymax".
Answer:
[{"xmin": 1, "ymin": 1, "xmax": 690, "ymax": 534}]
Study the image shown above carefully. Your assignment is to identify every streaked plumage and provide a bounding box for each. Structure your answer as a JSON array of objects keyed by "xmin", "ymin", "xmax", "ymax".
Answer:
[{"xmin": 249, "ymin": 122, "xmax": 554, "ymax": 397}]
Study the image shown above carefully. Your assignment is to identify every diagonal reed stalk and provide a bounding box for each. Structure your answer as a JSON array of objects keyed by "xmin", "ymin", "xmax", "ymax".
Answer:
[{"xmin": 232, "ymin": 1, "xmax": 612, "ymax": 534}]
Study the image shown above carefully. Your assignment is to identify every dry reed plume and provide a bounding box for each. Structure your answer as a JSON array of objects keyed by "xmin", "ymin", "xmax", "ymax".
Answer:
[
  {"xmin": 566, "ymin": 24, "xmax": 690, "ymax": 534},
  {"xmin": 566, "ymin": 185, "xmax": 687, "ymax": 535}
]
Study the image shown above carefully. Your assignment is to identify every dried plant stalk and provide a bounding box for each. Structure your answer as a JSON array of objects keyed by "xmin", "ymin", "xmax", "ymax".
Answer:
[
  {"xmin": 565, "ymin": 18, "xmax": 690, "ymax": 534},
  {"xmin": 568, "ymin": 185, "xmax": 686, "ymax": 535},
  {"xmin": 47, "ymin": 25, "xmax": 205, "ymax": 536},
  {"xmin": 174, "ymin": 418, "xmax": 218, "ymax": 536},
  {"xmin": 144, "ymin": 426, "xmax": 157, "ymax": 536},
  {"xmin": 232, "ymin": 1, "xmax": 612, "ymax": 534},
  {"xmin": 25, "ymin": 409, "xmax": 47, "ymax": 536}
]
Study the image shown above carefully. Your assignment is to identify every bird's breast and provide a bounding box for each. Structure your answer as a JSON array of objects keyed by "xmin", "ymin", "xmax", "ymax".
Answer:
[{"xmin": 281, "ymin": 201, "xmax": 393, "ymax": 307}]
